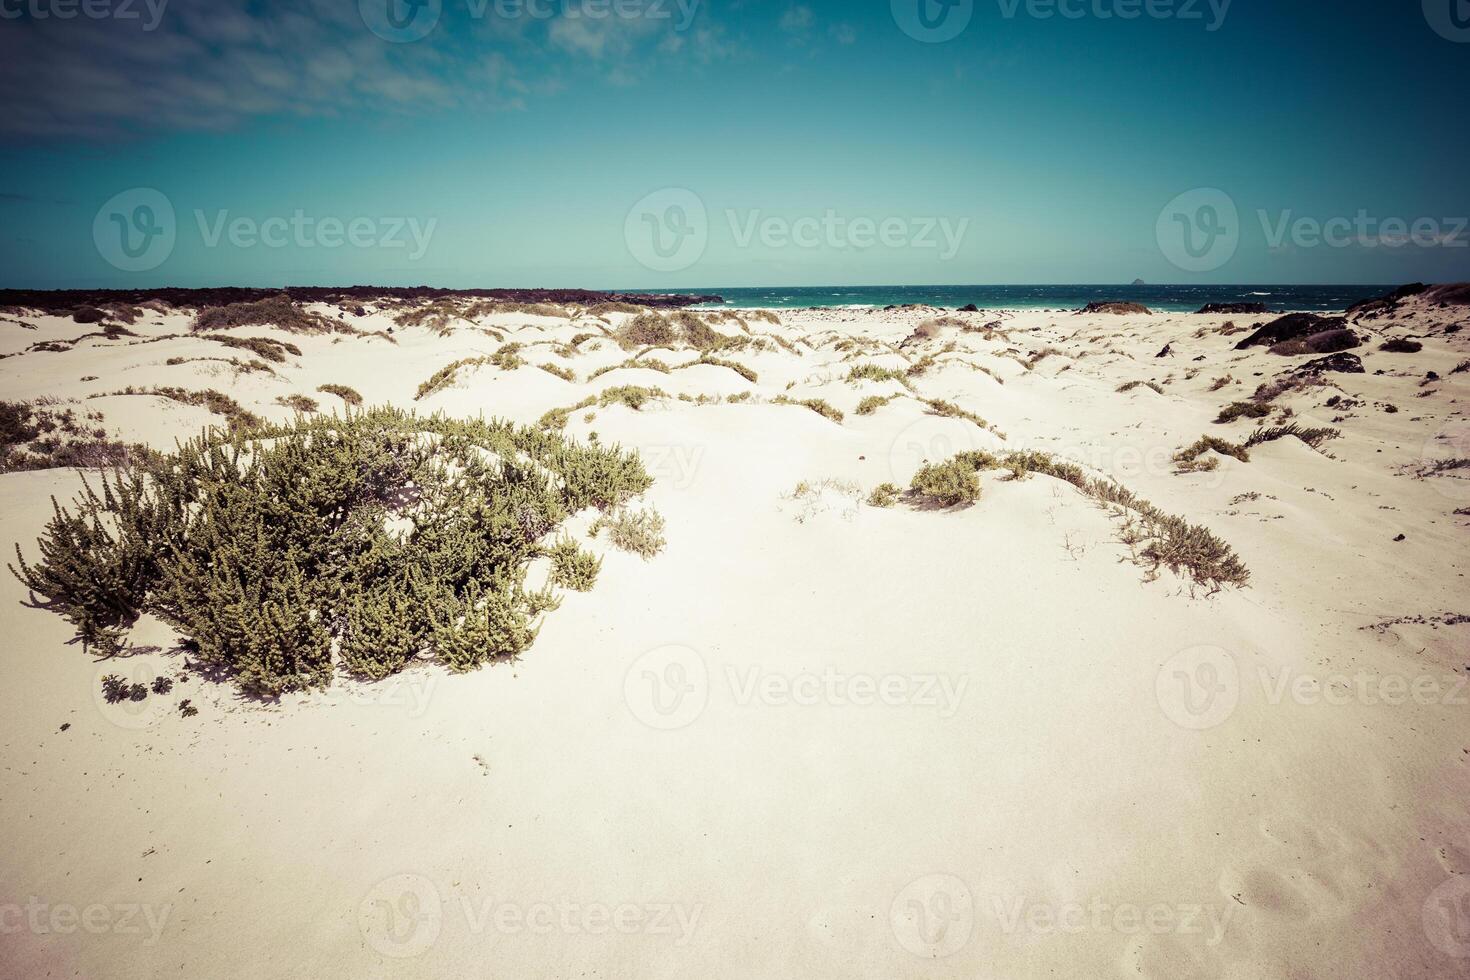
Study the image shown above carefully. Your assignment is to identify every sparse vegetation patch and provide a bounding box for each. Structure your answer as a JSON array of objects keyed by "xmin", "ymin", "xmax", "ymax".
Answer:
[{"xmin": 11, "ymin": 408, "xmax": 653, "ymax": 693}]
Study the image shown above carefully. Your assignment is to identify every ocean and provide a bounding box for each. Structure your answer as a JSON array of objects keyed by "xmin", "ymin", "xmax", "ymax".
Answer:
[{"xmin": 664, "ymin": 284, "xmax": 1392, "ymax": 313}]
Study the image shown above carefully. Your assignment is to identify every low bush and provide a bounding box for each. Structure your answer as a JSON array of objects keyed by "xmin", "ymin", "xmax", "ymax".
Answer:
[
  {"xmin": 1, "ymin": 401, "xmax": 138, "ymax": 473},
  {"xmin": 97, "ymin": 386, "xmax": 260, "ymax": 431},
  {"xmin": 856, "ymin": 394, "xmax": 897, "ymax": 416},
  {"xmin": 1244, "ymin": 423, "xmax": 1340, "ymax": 450},
  {"xmin": 847, "ymin": 364, "xmax": 912, "ymax": 388},
  {"xmin": 317, "ymin": 383, "xmax": 363, "ymax": 407},
  {"xmin": 10, "ymin": 408, "xmax": 653, "ymax": 692},
  {"xmin": 204, "ymin": 334, "xmax": 300, "ymax": 363},
  {"xmin": 193, "ymin": 294, "xmax": 338, "ymax": 335},
  {"xmin": 594, "ymin": 506, "xmax": 666, "ymax": 559},
  {"xmin": 1215, "ymin": 401, "xmax": 1272, "ymax": 424},
  {"xmin": 415, "ymin": 357, "xmax": 486, "ymax": 400},
  {"xmin": 548, "ymin": 535, "xmax": 602, "ymax": 591},
  {"xmin": 918, "ymin": 449, "xmax": 1249, "ymax": 589},
  {"xmin": 867, "ymin": 483, "xmax": 901, "ymax": 508},
  {"xmin": 276, "ymin": 394, "xmax": 319, "ymax": 413},
  {"xmin": 909, "ymin": 459, "xmax": 982, "ymax": 507},
  {"xmin": 773, "ymin": 396, "xmax": 843, "ymax": 423},
  {"xmin": 538, "ymin": 363, "xmax": 576, "ymax": 382}
]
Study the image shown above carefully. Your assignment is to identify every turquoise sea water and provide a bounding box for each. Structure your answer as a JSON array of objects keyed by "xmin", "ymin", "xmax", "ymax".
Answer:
[{"xmin": 663, "ymin": 285, "xmax": 1391, "ymax": 313}]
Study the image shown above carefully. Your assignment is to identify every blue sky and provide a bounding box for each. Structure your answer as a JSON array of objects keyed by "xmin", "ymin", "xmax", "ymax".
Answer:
[{"xmin": 2, "ymin": 0, "xmax": 1468, "ymax": 289}]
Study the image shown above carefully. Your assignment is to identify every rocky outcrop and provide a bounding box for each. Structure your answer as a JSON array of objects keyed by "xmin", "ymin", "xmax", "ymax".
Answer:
[
  {"xmin": 1235, "ymin": 313, "xmax": 1348, "ymax": 349},
  {"xmin": 1197, "ymin": 302, "xmax": 1271, "ymax": 315},
  {"xmin": 1294, "ymin": 352, "xmax": 1365, "ymax": 374},
  {"xmin": 1080, "ymin": 301, "xmax": 1151, "ymax": 315}
]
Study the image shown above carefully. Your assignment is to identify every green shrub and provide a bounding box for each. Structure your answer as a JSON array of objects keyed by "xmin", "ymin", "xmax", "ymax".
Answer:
[
  {"xmin": 616, "ymin": 311, "xmax": 680, "ymax": 349},
  {"xmin": 858, "ymin": 394, "xmax": 895, "ymax": 417},
  {"xmin": 867, "ymin": 483, "xmax": 901, "ymax": 508},
  {"xmin": 317, "ymin": 383, "xmax": 363, "ymax": 407},
  {"xmin": 1244, "ymin": 423, "xmax": 1340, "ymax": 450},
  {"xmin": 1215, "ymin": 401, "xmax": 1271, "ymax": 424},
  {"xmin": 1174, "ymin": 436, "xmax": 1250, "ymax": 465},
  {"xmin": 548, "ymin": 535, "xmax": 601, "ymax": 591},
  {"xmin": 276, "ymin": 394, "xmax": 319, "ymax": 413},
  {"xmin": 1, "ymin": 401, "xmax": 138, "ymax": 474},
  {"xmin": 96, "ymin": 386, "xmax": 260, "ymax": 432},
  {"xmin": 538, "ymin": 362, "xmax": 576, "ymax": 382},
  {"xmin": 415, "ymin": 357, "xmax": 487, "ymax": 400},
  {"xmin": 689, "ymin": 356, "xmax": 758, "ymax": 383},
  {"xmin": 1117, "ymin": 380, "xmax": 1164, "ymax": 394},
  {"xmin": 909, "ymin": 459, "xmax": 982, "ymax": 507},
  {"xmin": 773, "ymin": 396, "xmax": 843, "ymax": 423},
  {"xmin": 846, "ymin": 364, "xmax": 912, "ymax": 388},
  {"xmin": 492, "ymin": 342, "xmax": 526, "ymax": 371},
  {"xmin": 204, "ymin": 334, "xmax": 301, "ymax": 363},
  {"xmin": 11, "ymin": 409, "xmax": 653, "ymax": 696},
  {"xmin": 598, "ymin": 386, "xmax": 667, "ymax": 411},
  {"xmin": 193, "ymin": 294, "xmax": 338, "ymax": 335},
  {"xmin": 595, "ymin": 506, "xmax": 666, "ymax": 559}
]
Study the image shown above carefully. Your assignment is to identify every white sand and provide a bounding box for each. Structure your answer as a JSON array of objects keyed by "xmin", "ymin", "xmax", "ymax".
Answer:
[{"xmin": 1, "ymin": 298, "xmax": 1467, "ymax": 978}]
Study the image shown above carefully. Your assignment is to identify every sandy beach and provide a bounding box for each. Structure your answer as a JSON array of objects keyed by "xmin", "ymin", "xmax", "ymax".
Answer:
[{"xmin": 1, "ymin": 289, "xmax": 1467, "ymax": 978}]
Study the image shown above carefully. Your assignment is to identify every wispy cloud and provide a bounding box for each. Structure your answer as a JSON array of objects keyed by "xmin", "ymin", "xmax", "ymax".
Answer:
[{"xmin": 0, "ymin": 0, "xmax": 726, "ymax": 141}]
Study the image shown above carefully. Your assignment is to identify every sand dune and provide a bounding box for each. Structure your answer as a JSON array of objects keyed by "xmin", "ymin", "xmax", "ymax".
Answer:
[{"xmin": 1, "ymin": 295, "xmax": 1467, "ymax": 978}]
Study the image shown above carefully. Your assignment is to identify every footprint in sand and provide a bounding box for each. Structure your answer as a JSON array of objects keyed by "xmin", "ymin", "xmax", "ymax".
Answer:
[{"xmin": 1436, "ymin": 843, "xmax": 1470, "ymax": 876}]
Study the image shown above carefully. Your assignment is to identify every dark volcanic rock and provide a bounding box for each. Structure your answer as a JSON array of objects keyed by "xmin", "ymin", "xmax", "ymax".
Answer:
[
  {"xmin": 0, "ymin": 286, "xmax": 722, "ymax": 315},
  {"xmin": 1080, "ymin": 301, "xmax": 1151, "ymax": 315},
  {"xmin": 1346, "ymin": 283, "xmax": 1429, "ymax": 316},
  {"xmin": 958, "ymin": 303, "xmax": 980, "ymax": 312},
  {"xmin": 1197, "ymin": 302, "xmax": 1271, "ymax": 315},
  {"xmin": 1379, "ymin": 338, "xmax": 1423, "ymax": 353},
  {"xmin": 1294, "ymin": 352, "xmax": 1364, "ymax": 374},
  {"xmin": 1235, "ymin": 313, "xmax": 1348, "ymax": 349},
  {"xmin": 1309, "ymin": 329, "xmax": 1361, "ymax": 353}
]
